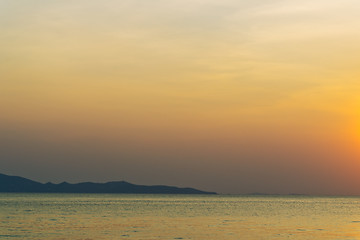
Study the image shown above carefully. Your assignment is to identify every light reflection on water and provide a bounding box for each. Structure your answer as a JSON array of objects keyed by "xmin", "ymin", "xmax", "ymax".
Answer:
[{"xmin": 0, "ymin": 194, "xmax": 360, "ymax": 239}]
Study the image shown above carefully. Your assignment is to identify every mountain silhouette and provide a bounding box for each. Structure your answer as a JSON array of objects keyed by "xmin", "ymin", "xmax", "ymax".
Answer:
[{"xmin": 0, "ymin": 173, "xmax": 216, "ymax": 194}]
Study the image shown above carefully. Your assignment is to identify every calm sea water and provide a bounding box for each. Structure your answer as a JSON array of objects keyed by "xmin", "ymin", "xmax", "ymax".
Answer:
[{"xmin": 1, "ymin": 194, "xmax": 360, "ymax": 239}]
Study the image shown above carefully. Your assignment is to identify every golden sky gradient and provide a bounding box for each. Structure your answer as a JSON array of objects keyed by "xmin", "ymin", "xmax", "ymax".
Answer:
[{"xmin": 1, "ymin": 0, "xmax": 360, "ymax": 194}]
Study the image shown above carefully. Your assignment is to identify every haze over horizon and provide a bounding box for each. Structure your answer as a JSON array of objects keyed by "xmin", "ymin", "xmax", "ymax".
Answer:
[{"xmin": 1, "ymin": 0, "xmax": 360, "ymax": 195}]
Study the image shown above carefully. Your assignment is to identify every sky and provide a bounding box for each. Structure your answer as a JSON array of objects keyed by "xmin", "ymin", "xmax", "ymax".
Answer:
[{"xmin": 1, "ymin": 0, "xmax": 360, "ymax": 195}]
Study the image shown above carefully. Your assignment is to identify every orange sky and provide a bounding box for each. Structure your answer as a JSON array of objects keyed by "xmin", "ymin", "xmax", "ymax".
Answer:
[{"xmin": 1, "ymin": 0, "xmax": 360, "ymax": 194}]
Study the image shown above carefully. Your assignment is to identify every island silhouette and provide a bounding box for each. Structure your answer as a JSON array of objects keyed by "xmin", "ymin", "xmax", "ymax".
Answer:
[{"xmin": 0, "ymin": 173, "xmax": 216, "ymax": 194}]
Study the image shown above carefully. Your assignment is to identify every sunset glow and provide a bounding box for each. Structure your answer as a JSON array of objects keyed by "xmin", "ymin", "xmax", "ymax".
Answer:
[{"xmin": 1, "ymin": 0, "xmax": 360, "ymax": 194}]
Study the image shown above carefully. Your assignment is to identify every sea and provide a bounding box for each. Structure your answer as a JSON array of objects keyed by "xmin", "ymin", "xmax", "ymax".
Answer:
[{"xmin": 1, "ymin": 194, "xmax": 360, "ymax": 239}]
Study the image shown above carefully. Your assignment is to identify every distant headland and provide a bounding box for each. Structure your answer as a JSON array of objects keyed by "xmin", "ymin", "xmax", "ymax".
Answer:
[{"xmin": 0, "ymin": 173, "xmax": 216, "ymax": 194}]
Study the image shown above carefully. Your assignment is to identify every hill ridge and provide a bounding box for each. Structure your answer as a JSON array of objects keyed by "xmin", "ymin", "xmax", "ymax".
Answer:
[{"xmin": 0, "ymin": 173, "xmax": 216, "ymax": 194}]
